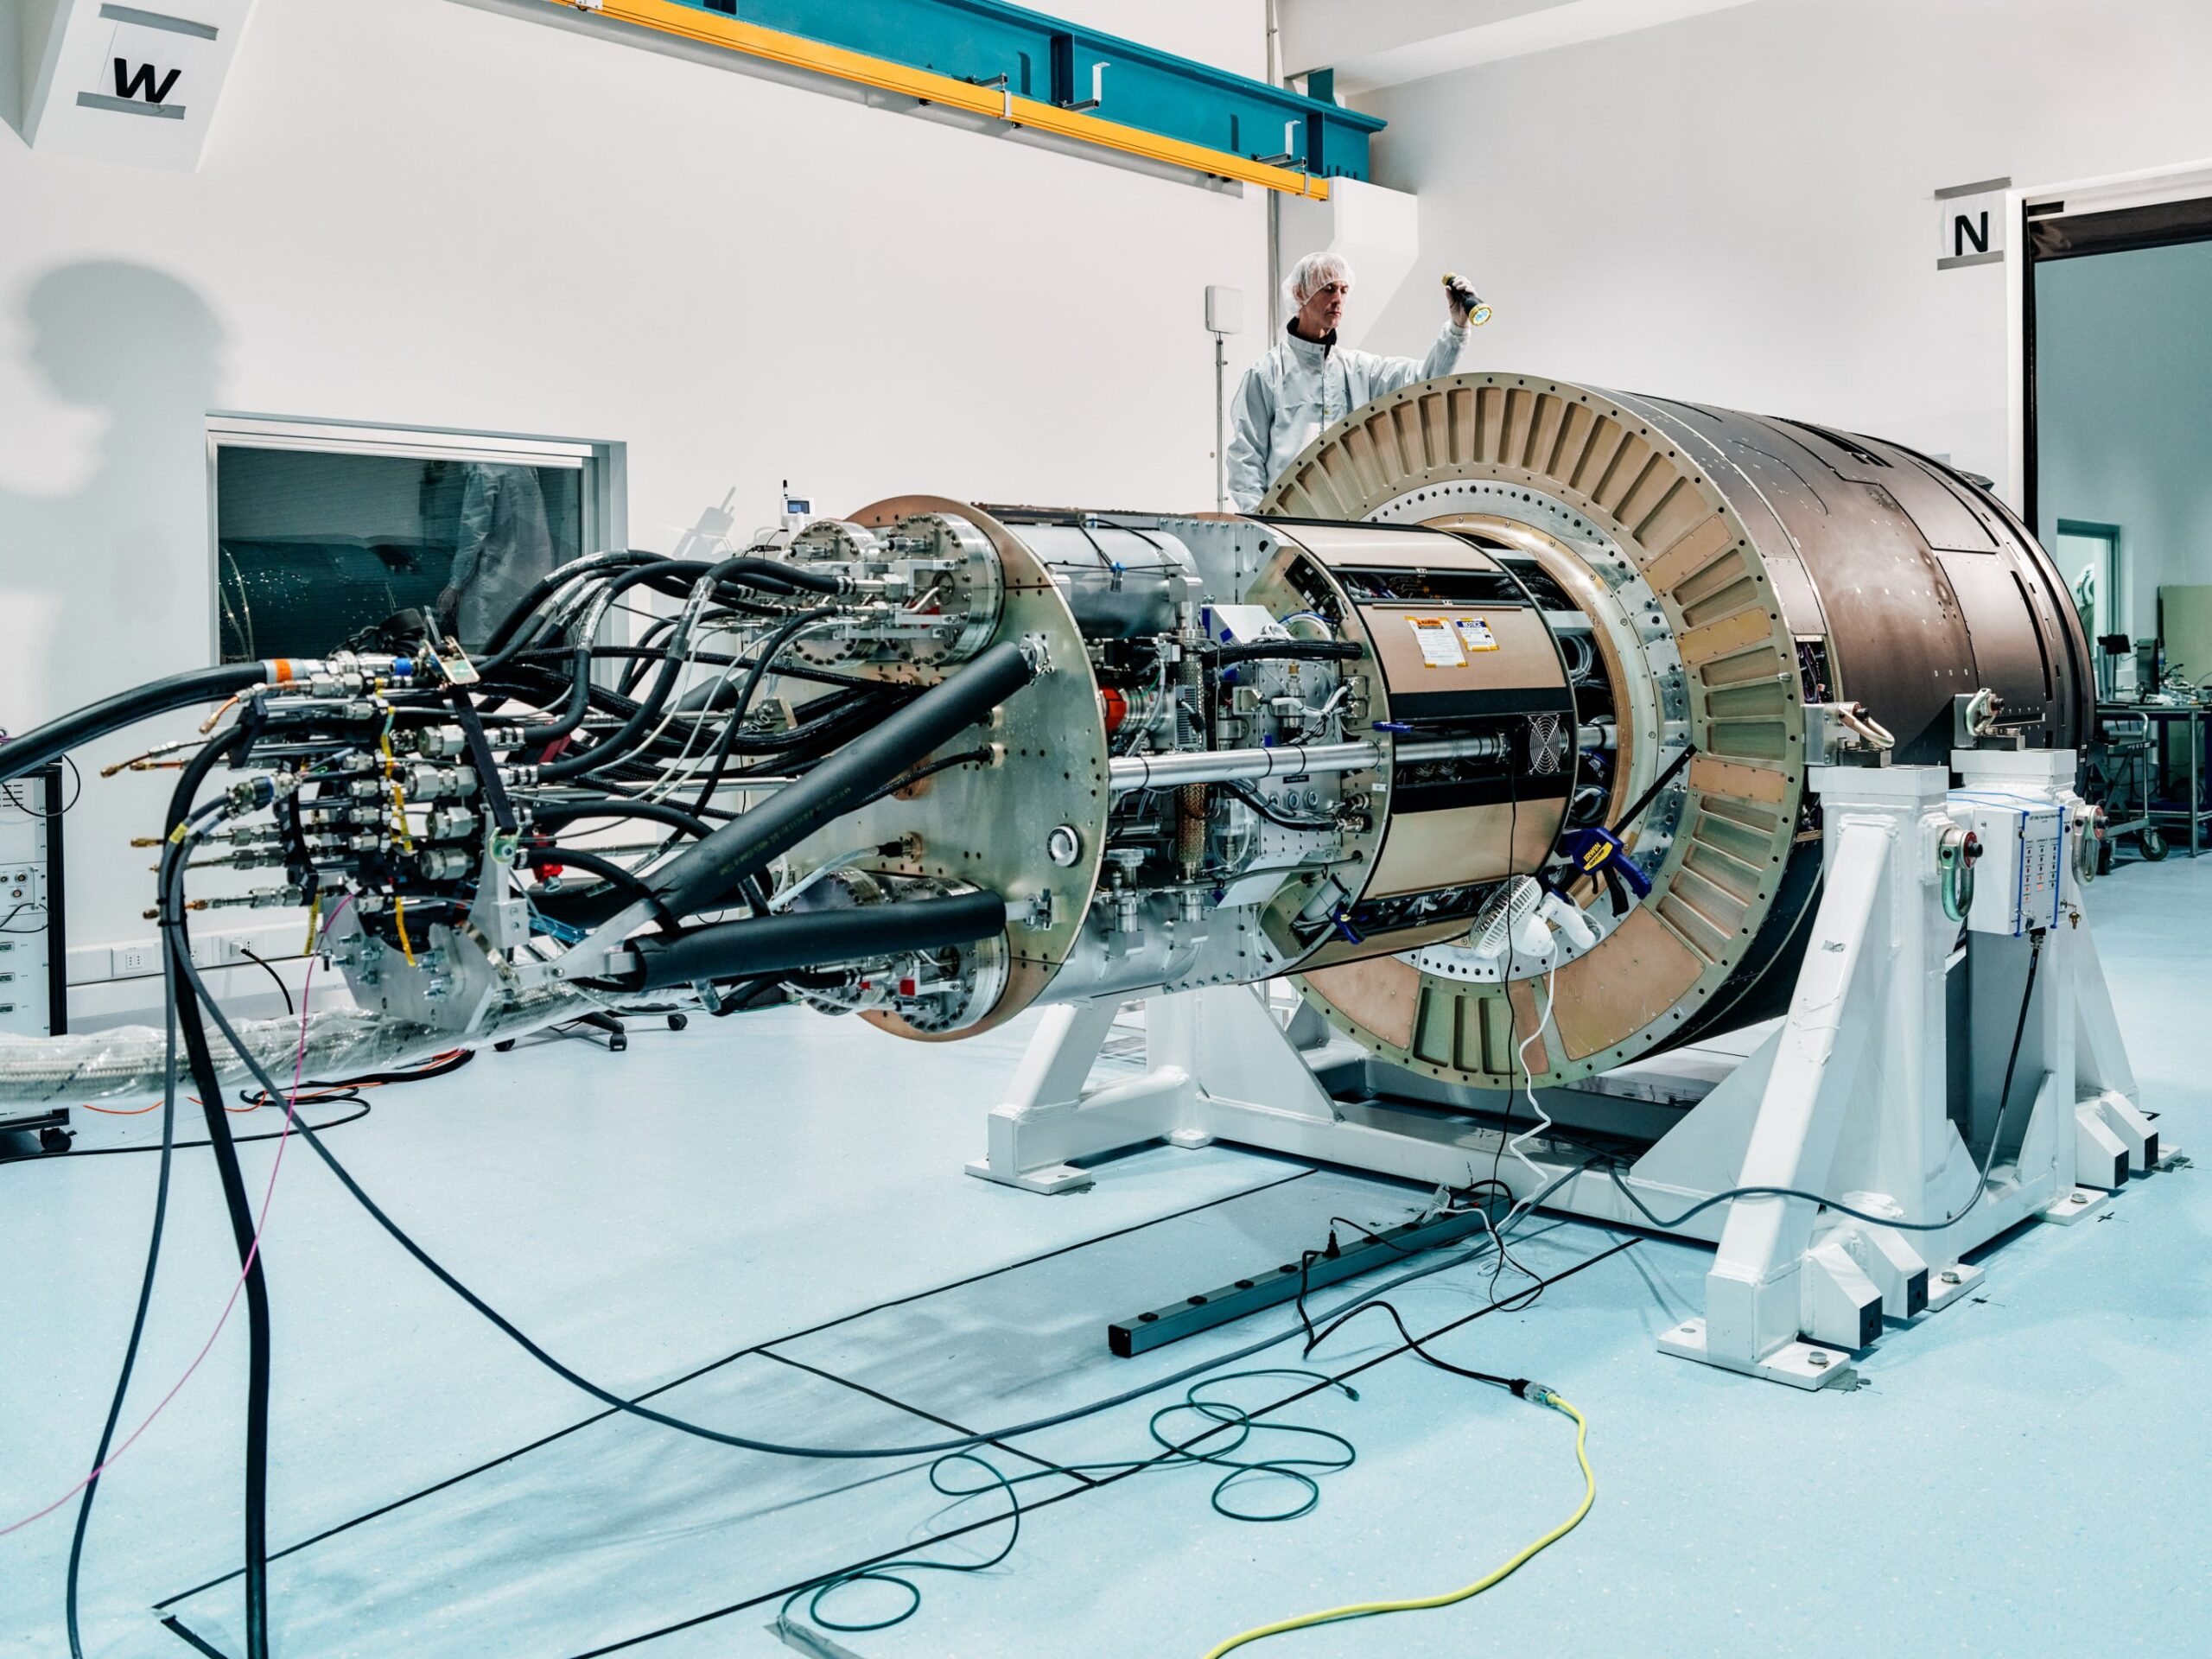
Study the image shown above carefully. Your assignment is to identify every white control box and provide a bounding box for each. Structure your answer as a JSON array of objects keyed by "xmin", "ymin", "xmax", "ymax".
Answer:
[
  {"xmin": 1205, "ymin": 284, "xmax": 1244, "ymax": 334},
  {"xmin": 1955, "ymin": 796, "xmax": 2064, "ymax": 937},
  {"xmin": 0, "ymin": 772, "xmax": 57, "ymax": 1037}
]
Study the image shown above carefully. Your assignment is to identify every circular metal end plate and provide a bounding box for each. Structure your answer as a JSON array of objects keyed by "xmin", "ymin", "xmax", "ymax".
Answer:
[
  {"xmin": 1262, "ymin": 373, "xmax": 1808, "ymax": 1088},
  {"xmin": 833, "ymin": 496, "xmax": 1110, "ymax": 1041}
]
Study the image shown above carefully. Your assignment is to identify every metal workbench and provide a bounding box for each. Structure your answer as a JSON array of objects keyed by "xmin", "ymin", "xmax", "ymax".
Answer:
[{"xmin": 2109, "ymin": 701, "xmax": 2212, "ymax": 855}]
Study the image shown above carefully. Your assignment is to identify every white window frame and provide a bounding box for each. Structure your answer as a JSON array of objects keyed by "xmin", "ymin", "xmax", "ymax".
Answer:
[{"xmin": 205, "ymin": 413, "xmax": 627, "ymax": 664}]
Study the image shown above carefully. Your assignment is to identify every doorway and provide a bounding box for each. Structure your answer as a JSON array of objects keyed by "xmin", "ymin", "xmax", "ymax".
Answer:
[
  {"xmin": 2053, "ymin": 519, "xmax": 2126, "ymax": 696},
  {"xmin": 2027, "ymin": 207, "xmax": 2212, "ymax": 697}
]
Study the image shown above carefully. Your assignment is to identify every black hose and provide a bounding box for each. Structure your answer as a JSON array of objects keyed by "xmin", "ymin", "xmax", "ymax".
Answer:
[
  {"xmin": 537, "ymin": 658, "xmax": 682, "ymax": 779},
  {"xmin": 475, "ymin": 550, "xmax": 663, "ymax": 671},
  {"xmin": 1205, "ymin": 640, "xmax": 1363, "ymax": 666},
  {"xmin": 159, "ymin": 729, "xmax": 272, "ymax": 1659},
  {"xmin": 620, "ymin": 615, "xmax": 683, "ymax": 695},
  {"xmin": 864, "ymin": 746, "xmax": 994, "ymax": 807},
  {"xmin": 65, "ymin": 893, "xmax": 181, "ymax": 1659},
  {"xmin": 529, "ymin": 799, "xmax": 714, "ymax": 840},
  {"xmin": 716, "ymin": 555, "xmax": 842, "ymax": 595},
  {"xmin": 490, "ymin": 659, "xmax": 643, "ymax": 727},
  {"xmin": 542, "ymin": 559, "xmax": 829, "ymax": 782},
  {"xmin": 624, "ymin": 888, "xmax": 1007, "ymax": 992},
  {"xmin": 682, "ymin": 607, "xmax": 838, "ymax": 813},
  {"xmin": 529, "ymin": 645, "xmax": 594, "ymax": 748},
  {"xmin": 652, "ymin": 640, "xmax": 1037, "ymax": 919},
  {"xmin": 467, "ymin": 550, "xmax": 824, "ymax": 680},
  {"xmin": 474, "ymin": 554, "xmax": 715, "ymax": 677},
  {"xmin": 526, "ymin": 844, "xmax": 664, "ymax": 913},
  {"xmin": 534, "ymin": 644, "xmax": 893, "ymax": 695},
  {"xmin": 0, "ymin": 663, "xmax": 264, "ymax": 782},
  {"xmin": 676, "ymin": 687, "xmax": 909, "ymax": 759}
]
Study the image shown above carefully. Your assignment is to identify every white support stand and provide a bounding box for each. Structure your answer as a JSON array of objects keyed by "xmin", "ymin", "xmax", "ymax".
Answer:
[{"xmin": 967, "ymin": 751, "xmax": 2158, "ymax": 1390}]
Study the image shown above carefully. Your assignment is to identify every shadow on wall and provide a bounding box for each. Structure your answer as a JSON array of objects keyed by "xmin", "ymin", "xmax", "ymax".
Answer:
[{"xmin": 0, "ymin": 261, "xmax": 225, "ymax": 733}]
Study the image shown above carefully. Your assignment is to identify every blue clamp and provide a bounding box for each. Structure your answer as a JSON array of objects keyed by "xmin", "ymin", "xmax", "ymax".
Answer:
[
  {"xmin": 1371, "ymin": 721, "xmax": 1414, "ymax": 734},
  {"xmin": 1557, "ymin": 826, "xmax": 1652, "ymax": 899},
  {"xmin": 1330, "ymin": 906, "xmax": 1364, "ymax": 945}
]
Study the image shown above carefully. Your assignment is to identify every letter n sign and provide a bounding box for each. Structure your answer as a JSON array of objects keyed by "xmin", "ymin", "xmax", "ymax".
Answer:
[
  {"xmin": 1936, "ymin": 177, "xmax": 2010, "ymax": 270},
  {"xmin": 78, "ymin": 12, "xmax": 218, "ymax": 123}
]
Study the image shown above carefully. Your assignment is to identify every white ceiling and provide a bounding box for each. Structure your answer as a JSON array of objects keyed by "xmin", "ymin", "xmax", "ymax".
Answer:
[{"xmin": 1279, "ymin": 0, "xmax": 1776, "ymax": 94}]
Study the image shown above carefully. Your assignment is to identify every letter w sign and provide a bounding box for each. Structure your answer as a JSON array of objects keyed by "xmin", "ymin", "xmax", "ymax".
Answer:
[
  {"xmin": 82, "ymin": 12, "xmax": 216, "ymax": 120},
  {"xmin": 114, "ymin": 52, "xmax": 182, "ymax": 105}
]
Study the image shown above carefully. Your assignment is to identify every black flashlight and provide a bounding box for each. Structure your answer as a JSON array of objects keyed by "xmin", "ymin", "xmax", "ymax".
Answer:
[{"xmin": 1442, "ymin": 272, "xmax": 1492, "ymax": 326}]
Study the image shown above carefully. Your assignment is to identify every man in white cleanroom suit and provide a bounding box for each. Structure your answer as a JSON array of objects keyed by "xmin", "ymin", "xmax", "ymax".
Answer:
[
  {"xmin": 1226, "ymin": 251, "xmax": 1474, "ymax": 511},
  {"xmin": 439, "ymin": 461, "xmax": 556, "ymax": 649}
]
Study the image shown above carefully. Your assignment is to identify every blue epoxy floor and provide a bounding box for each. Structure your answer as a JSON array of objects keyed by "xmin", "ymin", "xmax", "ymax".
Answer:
[{"xmin": 2, "ymin": 853, "xmax": 2207, "ymax": 1658}]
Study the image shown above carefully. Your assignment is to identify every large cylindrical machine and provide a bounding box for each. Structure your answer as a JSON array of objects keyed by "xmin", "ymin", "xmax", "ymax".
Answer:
[
  {"xmin": 751, "ymin": 374, "xmax": 2085, "ymax": 1090},
  {"xmin": 0, "ymin": 373, "xmax": 2088, "ymax": 1108}
]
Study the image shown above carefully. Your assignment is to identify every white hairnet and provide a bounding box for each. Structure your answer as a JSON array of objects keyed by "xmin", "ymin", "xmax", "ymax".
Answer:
[{"xmin": 1284, "ymin": 251, "xmax": 1355, "ymax": 313}]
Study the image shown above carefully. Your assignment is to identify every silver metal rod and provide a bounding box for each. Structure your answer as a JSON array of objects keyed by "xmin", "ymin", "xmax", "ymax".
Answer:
[
  {"xmin": 1109, "ymin": 734, "xmax": 1509, "ymax": 793},
  {"xmin": 1112, "ymin": 741, "xmax": 1380, "ymax": 791},
  {"xmin": 1395, "ymin": 735, "xmax": 1508, "ymax": 766},
  {"xmin": 1213, "ymin": 330, "xmax": 1228, "ymax": 514}
]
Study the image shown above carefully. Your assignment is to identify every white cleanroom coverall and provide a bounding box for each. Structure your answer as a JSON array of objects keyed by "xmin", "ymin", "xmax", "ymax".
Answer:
[
  {"xmin": 442, "ymin": 461, "xmax": 556, "ymax": 649},
  {"xmin": 1225, "ymin": 318, "xmax": 1471, "ymax": 511}
]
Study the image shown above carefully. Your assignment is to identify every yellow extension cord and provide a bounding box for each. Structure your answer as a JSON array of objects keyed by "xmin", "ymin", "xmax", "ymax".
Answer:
[{"xmin": 1201, "ymin": 1390, "xmax": 1594, "ymax": 1659}]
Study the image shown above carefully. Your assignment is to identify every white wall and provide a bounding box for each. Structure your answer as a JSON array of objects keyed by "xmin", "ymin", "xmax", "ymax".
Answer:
[
  {"xmin": 1356, "ymin": 0, "xmax": 2212, "ymax": 487},
  {"xmin": 0, "ymin": 0, "xmax": 1268, "ymax": 1014},
  {"xmin": 1278, "ymin": 0, "xmax": 1766, "ymax": 92},
  {"xmin": 2036, "ymin": 238, "xmax": 2212, "ymax": 644},
  {"xmin": 1280, "ymin": 0, "xmax": 1582, "ymax": 77}
]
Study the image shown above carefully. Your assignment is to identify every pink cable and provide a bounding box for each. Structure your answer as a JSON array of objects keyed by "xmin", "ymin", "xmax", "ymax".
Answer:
[{"xmin": 1, "ymin": 899, "xmax": 351, "ymax": 1539}]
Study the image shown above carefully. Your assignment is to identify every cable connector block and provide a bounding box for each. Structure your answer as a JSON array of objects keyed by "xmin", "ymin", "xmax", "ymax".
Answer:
[{"xmin": 223, "ymin": 772, "xmax": 297, "ymax": 815}]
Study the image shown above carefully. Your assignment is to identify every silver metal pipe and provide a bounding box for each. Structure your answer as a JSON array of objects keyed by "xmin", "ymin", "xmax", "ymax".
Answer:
[
  {"xmin": 1396, "ymin": 735, "xmax": 1507, "ymax": 765},
  {"xmin": 1110, "ymin": 734, "xmax": 1509, "ymax": 793},
  {"xmin": 1112, "ymin": 741, "xmax": 1379, "ymax": 792}
]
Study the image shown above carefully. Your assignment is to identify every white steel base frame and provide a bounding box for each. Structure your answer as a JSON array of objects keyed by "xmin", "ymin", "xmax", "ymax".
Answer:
[{"xmin": 966, "ymin": 753, "xmax": 2162, "ymax": 1389}]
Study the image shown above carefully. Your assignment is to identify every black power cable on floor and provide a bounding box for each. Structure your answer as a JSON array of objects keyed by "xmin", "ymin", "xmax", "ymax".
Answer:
[
  {"xmin": 1294, "ymin": 1200, "xmax": 1551, "ymax": 1385},
  {"xmin": 570, "ymin": 1233, "xmax": 1642, "ymax": 1659},
  {"xmin": 154, "ymin": 912, "xmax": 1622, "ymax": 1656},
  {"xmin": 150, "ymin": 1169, "xmax": 1323, "ymax": 1621},
  {"xmin": 64, "ymin": 921, "xmax": 181, "ymax": 1659},
  {"xmin": 1600, "ymin": 930, "xmax": 2045, "ymax": 1236},
  {"xmin": 184, "ymin": 938, "xmax": 1606, "ymax": 1469},
  {"xmin": 2, "ymin": 1100, "xmax": 372, "ymax": 1168},
  {"xmin": 159, "ymin": 734, "xmax": 275, "ymax": 1659}
]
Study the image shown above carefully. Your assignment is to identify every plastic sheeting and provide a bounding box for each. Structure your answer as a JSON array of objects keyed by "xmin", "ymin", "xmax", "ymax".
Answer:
[{"xmin": 0, "ymin": 987, "xmax": 593, "ymax": 1106}]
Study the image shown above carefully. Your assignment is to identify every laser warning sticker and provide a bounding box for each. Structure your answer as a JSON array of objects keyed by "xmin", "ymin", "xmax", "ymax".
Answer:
[
  {"xmin": 1453, "ymin": 616, "xmax": 1498, "ymax": 652},
  {"xmin": 1408, "ymin": 616, "xmax": 1465, "ymax": 667}
]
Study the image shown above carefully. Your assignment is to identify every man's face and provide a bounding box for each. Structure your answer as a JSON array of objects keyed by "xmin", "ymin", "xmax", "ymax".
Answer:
[{"xmin": 1297, "ymin": 277, "xmax": 1350, "ymax": 337}]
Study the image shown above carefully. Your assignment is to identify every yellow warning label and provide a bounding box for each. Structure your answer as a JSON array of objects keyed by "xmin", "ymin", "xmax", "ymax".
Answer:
[
  {"xmin": 1453, "ymin": 616, "xmax": 1498, "ymax": 652},
  {"xmin": 1408, "ymin": 615, "xmax": 1465, "ymax": 668}
]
